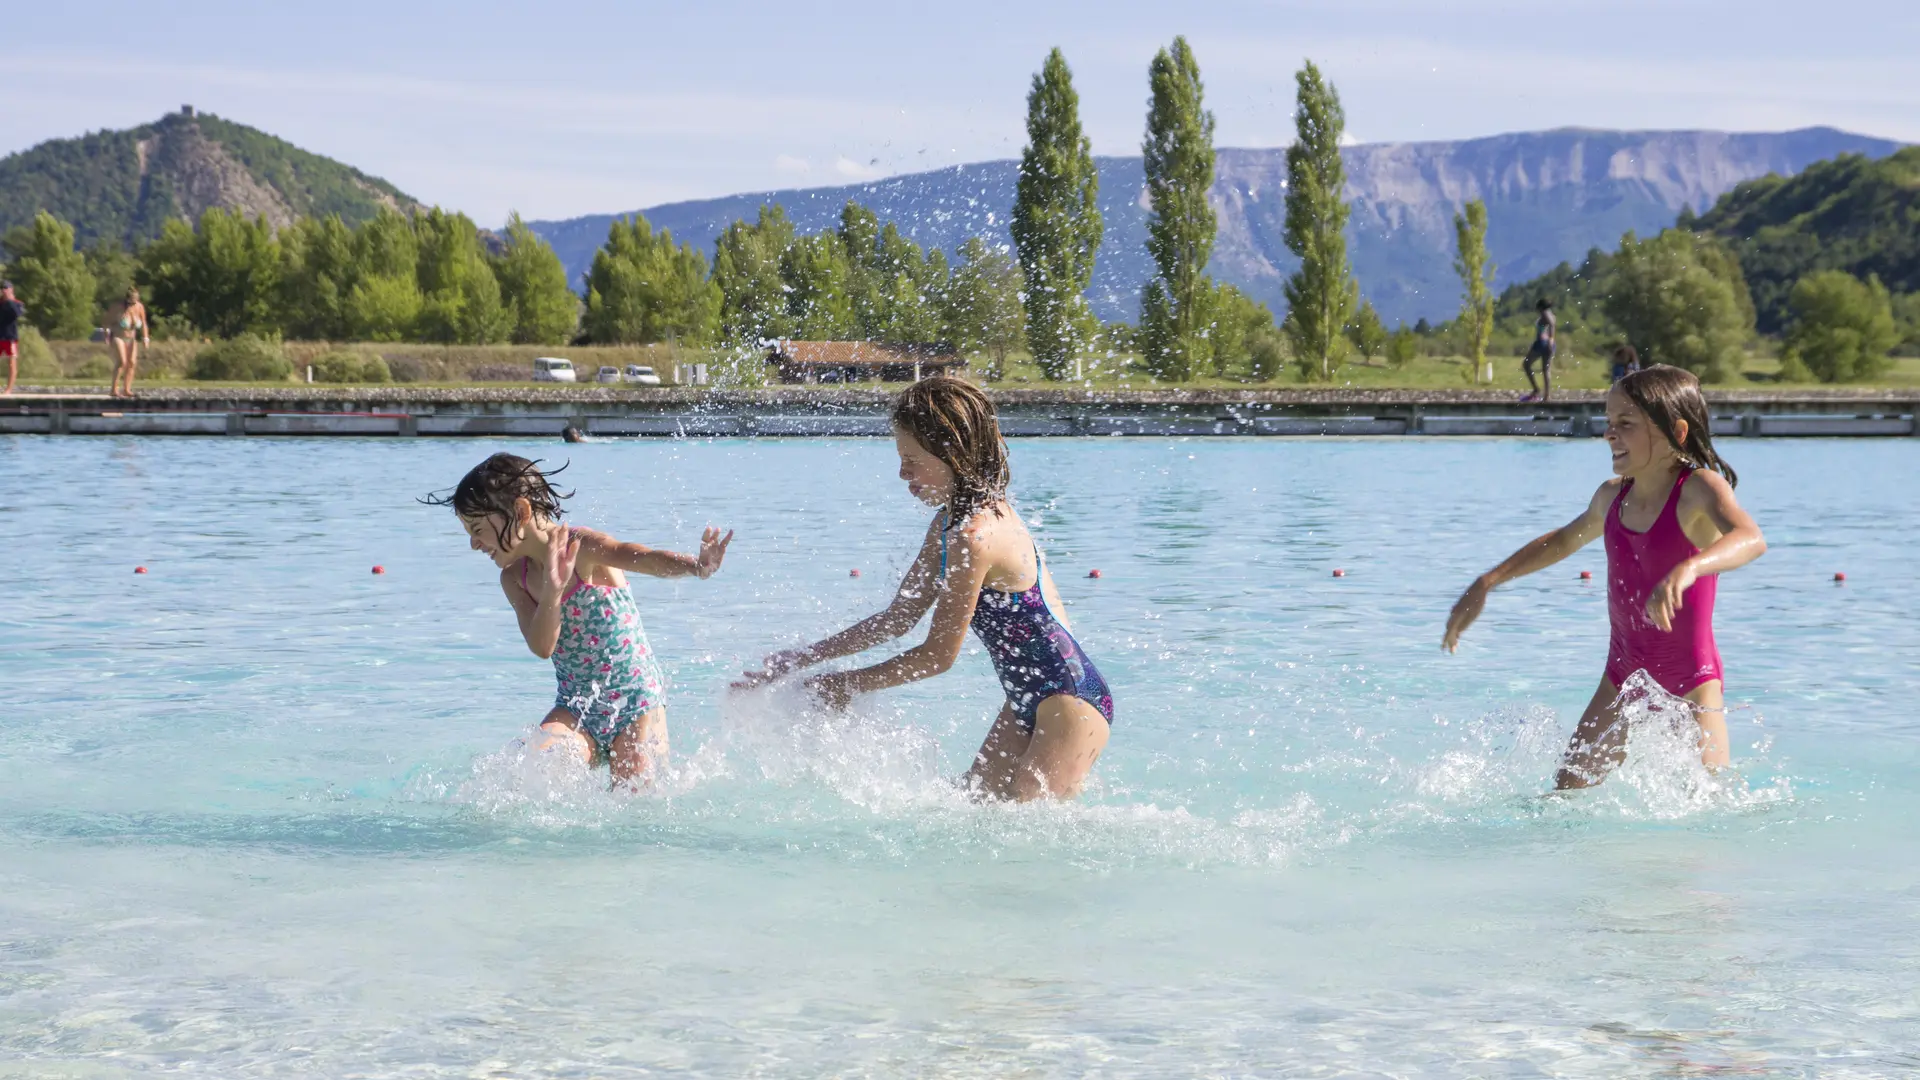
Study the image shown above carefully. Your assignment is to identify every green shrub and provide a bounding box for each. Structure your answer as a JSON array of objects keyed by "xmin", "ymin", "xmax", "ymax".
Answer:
[
  {"xmin": 13, "ymin": 326, "xmax": 62, "ymax": 380},
  {"xmin": 1248, "ymin": 332, "xmax": 1286, "ymax": 382},
  {"xmin": 311, "ymin": 350, "xmax": 392, "ymax": 383},
  {"xmin": 188, "ymin": 335, "xmax": 293, "ymax": 381},
  {"xmin": 74, "ymin": 353, "xmax": 113, "ymax": 379},
  {"xmin": 1783, "ymin": 271, "xmax": 1898, "ymax": 383},
  {"xmin": 384, "ymin": 355, "xmax": 439, "ymax": 383}
]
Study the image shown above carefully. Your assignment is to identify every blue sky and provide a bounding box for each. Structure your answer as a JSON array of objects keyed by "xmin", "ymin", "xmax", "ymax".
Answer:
[{"xmin": 4, "ymin": 0, "xmax": 1914, "ymax": 225}]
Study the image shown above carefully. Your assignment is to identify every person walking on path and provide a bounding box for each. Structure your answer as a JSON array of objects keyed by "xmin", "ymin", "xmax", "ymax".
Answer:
[
  {"xmin": 108, "ymin": 286, "xmax": 149, "ymax": 399},
  {"xmin": 1522, "ymin": 298, "xmax": 1556, "ymax": 403},
  {"xmin": 0, "ymin": 281, "xmax": 23, "ymax": 395}
]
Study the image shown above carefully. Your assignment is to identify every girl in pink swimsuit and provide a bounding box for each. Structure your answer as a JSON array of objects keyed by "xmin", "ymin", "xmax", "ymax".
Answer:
[{"xmin": 1443, "ymin": 365, "xmax": 1768, "ymax": 789}]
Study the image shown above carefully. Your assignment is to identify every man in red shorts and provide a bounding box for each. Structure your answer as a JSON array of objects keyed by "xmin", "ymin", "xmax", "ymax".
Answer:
[{"xmin": 0, "ymin": 281, "xmax": 24, "ymax": 395}]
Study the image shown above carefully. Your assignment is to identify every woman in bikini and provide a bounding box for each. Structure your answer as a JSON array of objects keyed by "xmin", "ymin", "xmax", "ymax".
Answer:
[{"xmin": 108, "ymin": 286, "xmax": 150, "ymax": 399}]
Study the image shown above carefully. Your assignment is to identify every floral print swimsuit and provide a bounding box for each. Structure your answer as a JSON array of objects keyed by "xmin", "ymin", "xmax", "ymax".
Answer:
[{"xmin": 522, "ymin": 543, "xmax": 666, "ymax": 751}]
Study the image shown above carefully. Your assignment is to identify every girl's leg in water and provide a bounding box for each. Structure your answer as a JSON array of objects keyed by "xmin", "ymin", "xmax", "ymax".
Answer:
[
  {"xmin": 606, "ymin": 706, "xmax": 668, "ymax": 788},
  {"xmin": 1556, "ymin": 678, "xmax": 1626, "ymax": 789},
  {"xmin": 1557, "ymin": 677, "xmax": 1731, "ymax": 789},
  {"xmin": 531, "ymin": 705, "xmax": 594, "ymax": 767},
  {"xmin": 967, "ymin": 696, "xmax": 1108, "ymax": 802}
]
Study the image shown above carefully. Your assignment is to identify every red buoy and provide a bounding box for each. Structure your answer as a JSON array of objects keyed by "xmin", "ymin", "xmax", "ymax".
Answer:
[
  {"xmin": 849, "ymin": 568, "xmax": 861, "ymax": 578},
  {"xmin": 1332, "ymin": 568, "xmax": 1346, "ymax": 578},
  {"xmin": 1580, "ymin": 570, "xmax": 1593, "ymax": 581},
  {"xmin": 1088, "ymin": 568, "xmax": 1103, "ymax": 579},
  {"xmin": 372, "ymin": 565, "xmax": 386, "ymax": 575},
  {"xmin": 1834, "ymin": 572, "xmax": 1846, "ymax": 583},
  {"xmin": 133, "ymin": 566, "xmax": 147, "ymax": 574}
]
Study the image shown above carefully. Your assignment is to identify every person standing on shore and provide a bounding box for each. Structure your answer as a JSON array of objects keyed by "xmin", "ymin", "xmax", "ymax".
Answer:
[
  {"xmin": 1522, "ymin": 298, "xmax": 1556, "ymax": 403},
  {"xmin": 0, "ymin": 281, "xmax": 23, "ymax": 395},
  {"xmin": 107, "ymin": 286, "xmax": 149, "ymax": 399}
]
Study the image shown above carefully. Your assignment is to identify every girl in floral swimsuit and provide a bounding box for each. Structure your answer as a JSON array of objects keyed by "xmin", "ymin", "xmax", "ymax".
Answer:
[
  {"xmin": 427, "ymin": 453, "xmax": 732, "ymax": 785},
  {"xmin": 1443, "ymin": 366, "xmax": 1768, "ymax": 789},
  {"xmin": 736, "ymin": 377, "xmax": 1113, "ymax": 802}
]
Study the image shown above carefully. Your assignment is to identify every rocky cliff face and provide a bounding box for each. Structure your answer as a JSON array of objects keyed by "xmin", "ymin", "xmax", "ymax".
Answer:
[
  {"xmin": 136, "ymin": 115, "xmax": 300, "ymax": 232},
  {"xmin": 533, "ymin": 127, "xmax": 1904, "ymax": 326}
]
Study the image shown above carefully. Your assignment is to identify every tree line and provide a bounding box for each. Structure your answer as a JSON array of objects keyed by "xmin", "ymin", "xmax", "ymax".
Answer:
[{"xmin": 4, "ymin": 43, "xmax": 1911, "ymax": 385}]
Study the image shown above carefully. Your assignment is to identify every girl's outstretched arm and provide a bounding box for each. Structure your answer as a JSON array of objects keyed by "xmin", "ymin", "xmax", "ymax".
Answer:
[
  {"xmin": 1647, "ymin": 471, "xmax": 1766, "ymax": 630},
  {"xmin": 578, "ymin": 526, "xmax": 732, "ymax": 579},
  {"xmin": 805, "ymin": 528, "xmax": 991, "ymax": 707},
  {"xmin": 734, "ymin": 517, "xmax": 944, "ymax": 687},
  {"xmin": 1443, "ymin": 479, "xmax": 1616, "ymax": 653}
]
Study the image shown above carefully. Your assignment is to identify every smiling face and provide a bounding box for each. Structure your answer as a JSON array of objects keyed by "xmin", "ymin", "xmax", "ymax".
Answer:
[
  {"xmin": 458, "ymin": 500, "xmax": 532, "ymax": 568},
  {"xmin": 1603, "ymin": 384, "xmax": 1682, "ymax": 478},
  {"xmin": 894, "ymin": 426, "xmax": 955, "ymax": 508}
]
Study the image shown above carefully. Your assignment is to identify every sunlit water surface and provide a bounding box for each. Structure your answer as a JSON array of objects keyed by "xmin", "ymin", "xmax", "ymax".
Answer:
[{"xmin": 2, "ymin": 435, "xmax": 1916, "ymax": 1078}]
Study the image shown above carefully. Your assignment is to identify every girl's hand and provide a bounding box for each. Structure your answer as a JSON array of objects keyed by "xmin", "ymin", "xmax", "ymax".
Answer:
[
  {"xmin": 805, "ymin": 672, "xmax": 853, "ymax": 711},
  {"xmin": 1443, "ymin": 578, "xmax": 1491, "ymax": 653},
  {"xmin": 542, "ymin": 531, "xmax": 580, "ymax": 601},
  {"xmin": 1646, "ymin": 560, "xmax": 1699, "ymax": 632},
  {"xmin": 696, "ymin": 527, "xmax": 734, "ymax": 579},
  {"xmin": 730, "ymin": 648, "xmax": 811, "ymax": 691}
]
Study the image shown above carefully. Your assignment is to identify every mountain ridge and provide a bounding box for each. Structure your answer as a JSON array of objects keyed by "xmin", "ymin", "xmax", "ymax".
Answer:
[
  {"xmin": 0, "ymin": 108, "xmax": 422, "ymax": 248},
  {"xmin": 530, "ymin": 126, "xmax": 1905, "ymax": 325}
]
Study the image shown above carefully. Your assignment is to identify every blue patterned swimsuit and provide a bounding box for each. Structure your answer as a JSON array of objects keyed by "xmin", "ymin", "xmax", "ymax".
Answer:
[
  {"xmin": 522, "ymin": 546, "xmax": 667, "ymax": 752},
  {"xmin": 941, "ymin": 514, "xmax": 1114, "ymax": 731}
]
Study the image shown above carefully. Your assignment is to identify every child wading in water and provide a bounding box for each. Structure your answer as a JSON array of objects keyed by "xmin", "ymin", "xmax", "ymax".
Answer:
[
  {"xmin": 428, "ymin": 454, "xmax": 732, "ymax": 785},
  {"xmin": 1443, "ymin": 365, "xmax": 1767, "ymax": 788},
  {"xmin": 736, "ymin": 377, "xmax": 1113, "ymax": 801}
]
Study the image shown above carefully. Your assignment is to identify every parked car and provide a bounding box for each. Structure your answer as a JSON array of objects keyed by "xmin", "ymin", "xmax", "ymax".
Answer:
[
  {"xmin": 596, "ymin": 366, "xmax": 621, "ymax": 384},
  {"xmin": 623, "ymin": 365, "xmax": 662, "ymax": 386},
  {"xmin": 531, "ymin": 357, "xmax": 577, "ymax": 383}
]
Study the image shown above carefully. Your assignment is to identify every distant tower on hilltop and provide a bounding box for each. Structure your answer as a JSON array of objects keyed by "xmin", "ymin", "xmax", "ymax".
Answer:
[{"xmin": 181, "ymin": 105, "xmax": 195, "ymax": 118}]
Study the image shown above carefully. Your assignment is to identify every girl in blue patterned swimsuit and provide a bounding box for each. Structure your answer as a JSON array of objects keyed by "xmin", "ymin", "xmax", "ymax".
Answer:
[
  {"xmin": 428, "ymin": 454, "xmax": 732, "ymax": 785},
  {"xmin": 737, "ymin": 378, "xmax": 1112, "ymax": 802}
]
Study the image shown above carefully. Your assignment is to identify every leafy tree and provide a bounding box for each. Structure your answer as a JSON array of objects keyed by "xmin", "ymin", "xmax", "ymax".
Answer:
[
  {"xmin": 713, "ymin": 205, "xmax": 797, "ymax": 343},
  {"xmin": 1281, "ymin": 61, "xmax": 1359, "ymax": 381},
  {"xmin": 1137, "ymin": 36, "xmax": 1218, "ymax": 382},
  {"xmin": 1452, "ymin": 198, "xmax": 1495, "ymax": 380},
  {"xmin": 944, "ymin": 236, "xmax": 1027, "ymax": 378},
  {"xmin": 779, "ymin": 232, "xmax": 857, "ymax": 340},
  {"xmin": 492, "ymin": 214, "xmax": 578, "ymax": 345},
  {"xmin": 414, "ymin": 208, "xmax": 510, "ymax": 344},
  {"xmin": 1602, "ymin": 229, "xmax": 1754, "ymax": 383},
  {"xmin": 137, "ymin": 208, "xmax": 282, "ymax": 338},
  {"xmin": 1208, "ymin": 284, "xmax": 1275, "ymax": 378},
  {"xmin": 84, "ymin": 241, "xmax": 139, "ymax": 316},
  {"xmin": 2, "ymin": 212, "xmax": 98, "ymax": 338},
  {"xmin": 1247, "ymin": 332, "xmax": 1286, "ymax": 382},
  {"xmin": 1894, "ymin": 291, "xmax": 1920, "ymax": 351},
  {"xmin": 1347, "ymin": 299, "xmax": 1388, "ymax": 363},
  {"xmin": 1010, "ymin": 48, "xmax": 1102, "ymax": 379},
  {"xmin": 278, "ymin": 215, "xmax": 356, "ymax": 340},
  {"xmin": 344, "ymin": 208, "xmax": 422, "ymax": 341},
  {"xmin": 1385, "ymin": 324, "xmax": 1418, "ymax": 368},
  {"xmin": 583, "ymin": 215, "xmax": 722, "ymax": 345},
  {"xmin": 1780, "ymin": 270, "xmax": 1898, "ymax": 382}
]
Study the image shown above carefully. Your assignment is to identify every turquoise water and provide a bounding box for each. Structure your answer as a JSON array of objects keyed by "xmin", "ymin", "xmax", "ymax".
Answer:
[{"xmin": 2, "ymin": 434, "xmax": 1916, "ymax": 1077}]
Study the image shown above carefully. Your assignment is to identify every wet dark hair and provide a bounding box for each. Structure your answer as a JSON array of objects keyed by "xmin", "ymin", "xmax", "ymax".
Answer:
[
  {"xmin": 420, "ymin": 453, "xmax": 572, "ymax": 537},
  {"xmin": 1615, "ymin": 364, "xmax": 1736, "ymax": 488},
  {"xmin": 1536, "ymin": 297, "xmax": 1552, "ymax": 311},
  {"xmin": 891, "ymin": 376, "xmax": 1009, "ymax": 522}
]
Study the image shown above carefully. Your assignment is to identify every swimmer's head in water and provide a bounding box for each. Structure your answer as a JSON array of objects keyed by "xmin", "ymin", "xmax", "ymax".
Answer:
[
  {"xmin": 890, "ymin": 376, "xmax": 1008, "ymax": 521},
  {"xmin": 421, "ymin": 453, "xmax": 573, "ymax": 563},
  {"xmin": 1606, "ymin": 364, "xmax": 1736, "ymax": 488}
]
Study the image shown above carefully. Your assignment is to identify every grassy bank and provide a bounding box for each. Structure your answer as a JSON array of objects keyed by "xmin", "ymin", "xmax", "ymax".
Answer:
[{"xmin": 14, "ymin": 340, "xmax": 1920, "ymax": 393}]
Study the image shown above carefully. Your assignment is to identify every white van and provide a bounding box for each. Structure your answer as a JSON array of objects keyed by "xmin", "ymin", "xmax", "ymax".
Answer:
[{"xmin": 531, "ymin": 357, "xmax": 577, "ymax": 383}]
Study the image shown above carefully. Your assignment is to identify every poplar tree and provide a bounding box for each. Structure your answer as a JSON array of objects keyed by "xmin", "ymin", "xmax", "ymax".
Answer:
[
  {"xmin": 1281, "ymin": 60, "xmax": 1359, "ymax": 381},
  {"xmin": 1010, "ymin": 48, "xmax": 1101, "ymax": 379},
  {"xmin": 1138, "ymin": 36, "xmax": 1217, "ymax": 382},
  {"xmin": 583, "ymin": 215, "xmax": 721, "ymax": 345},
  {"xmin": 1453, "ymin": 198, "xmax": 1495, "ymax": 382},
  {"xmin": 712, "ymin": 205, "xmax": 797, "ymax": 344}
]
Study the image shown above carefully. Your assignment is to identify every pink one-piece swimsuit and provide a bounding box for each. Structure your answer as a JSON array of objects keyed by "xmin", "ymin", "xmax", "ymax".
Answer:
[{"xmin": 1603, "ymin": 467, "xmax": 1724, "ymax": 696}]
